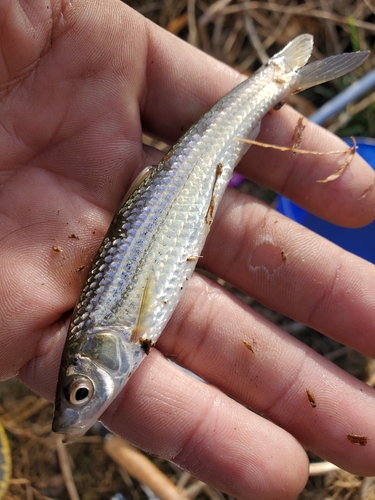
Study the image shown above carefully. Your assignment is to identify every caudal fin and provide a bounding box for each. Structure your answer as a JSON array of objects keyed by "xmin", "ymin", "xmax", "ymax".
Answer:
[{"xmin": 294, "ymin": 51, "xmax": 369, "ymax": 93}]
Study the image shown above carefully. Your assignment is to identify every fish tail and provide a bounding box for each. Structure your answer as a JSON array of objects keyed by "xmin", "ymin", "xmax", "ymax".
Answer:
[{"xmin": 293, "ymin": 50, "xmax": 369, "ymax": 93}]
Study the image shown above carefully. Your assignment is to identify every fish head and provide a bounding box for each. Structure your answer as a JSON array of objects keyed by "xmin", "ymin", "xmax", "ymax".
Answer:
[{"xmin": 52, "ymin": 328, "xmax": 134, "ymax": 443}]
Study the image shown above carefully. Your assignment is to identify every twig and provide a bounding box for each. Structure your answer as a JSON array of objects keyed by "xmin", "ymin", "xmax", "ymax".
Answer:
[
  {"xmin": 55, "ymin": 437, "xmax": 80, "ymax": 500},
  {"xmin": 202, "ymin": 485, "xmax": 228, "ymax": 499},
  {"xmin": 187, "ymin": 0, "xmax": 198, "ymax": 46},
  {"xmin": 8, "ymin": 398, "xmax": 50, "ymax": 424},
  {"xmin": 243, "ymin": 8, "xmax": 269, "ymax": 64},
  {"xmin": 358, "ymin": 176, "xmax": 375, "ymax": 201},
  {"xmin": 317, "ymin": 137, "xmax": 356, "ymax": 182},
  {"xmin": 235, "ymin": 137, "xmax": 352, "ymax": 156},
  {"xmin": 223, "ymin": 16, "xmax": 243, "ymax": 63},
  {"xmin": 236, "ymin": 136, "xmax": 356, "ymax": 182},
  {"xmin": 327, "ymin": 90, "xmax": 375, "ymax": 134},
  {"xmin": 104, "ymin": 435, "xmax": 190, "ymax": 500},
  {"xmin": 176, "ymin": 471, "xmax": 193, "ymax": 489},
  {"xmin": 2, "ymin": 396, "xmax": 37, "ymax": 421},
  {"xmin": 198, "ymin": 0, "xmax": 233, "ymax": 26},
  {"xmin": 2, "ymin": 423, "xmax": 52, "ymax": 445},
  {"xmin": 183, "ymin": 480, "xmax": 206, "ymax": 497},
  {"xmin": 220, "ymin": 3, "xmax": 375, "ymax": 33},
  {"xmin": 361, "ymin": 476, "xmax": 375, "ymax": 499},
  {"xmin": 309, "ymin": 461, "xmax": 340, "ymax": 476},
  {"xmin": 166, "ymin": 13, "xmax": 188, "ymax": 35},
  {"xmin": 364, "ymin": 0, "xmax": 375, "ymax": 16}
]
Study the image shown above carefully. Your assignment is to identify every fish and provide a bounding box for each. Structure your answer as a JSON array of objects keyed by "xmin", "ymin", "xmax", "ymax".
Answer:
[{"xmin": 52, "ymin": 34, "xmax": 369, "ymax": 443}]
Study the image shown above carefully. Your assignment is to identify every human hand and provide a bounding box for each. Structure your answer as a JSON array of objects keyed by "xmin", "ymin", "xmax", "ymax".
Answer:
[{"xmin": 1, "ymin": 1, "xmax": 375, "ymax": 499}]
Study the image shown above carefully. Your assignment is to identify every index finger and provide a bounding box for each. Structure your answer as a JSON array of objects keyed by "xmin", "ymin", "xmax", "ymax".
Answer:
[{"xmin": 136, "ymin": 6, "xmax": 375, "ymax": 227}]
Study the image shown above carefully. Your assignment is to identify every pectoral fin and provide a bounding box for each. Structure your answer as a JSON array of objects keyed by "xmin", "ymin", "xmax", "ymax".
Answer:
[
  {"xmin": 131, "ymin": 272, "xmax": 155, "ymax": 343},
  {"xmin": 120, "ymin": 165, "xmax": 156, "ymax": 207}
]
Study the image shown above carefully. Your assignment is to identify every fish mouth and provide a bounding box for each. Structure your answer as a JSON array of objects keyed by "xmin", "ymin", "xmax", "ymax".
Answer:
[
  {"xmin": 52, "ymin": 422, "xmax": 87, "ymax": 444},
  {"xmin": 53, "ymin": 429, "xmax": 83, "ymax": 444},
  {"xmin": 52, "ymin": 407, "xmax": 87, "ymax": 444}
]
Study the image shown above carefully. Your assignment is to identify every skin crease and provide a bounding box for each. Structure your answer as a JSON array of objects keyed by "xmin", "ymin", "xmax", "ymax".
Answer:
[{"xmin": 1, "ymin": 0, "xmax": 375, "ymax": 498}]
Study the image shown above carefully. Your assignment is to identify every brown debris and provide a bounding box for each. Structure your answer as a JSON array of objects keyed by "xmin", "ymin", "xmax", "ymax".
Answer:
[
  {"xmin": 290, "ymin": 116, "xmax": 306, "ymax": 158},
  {"xmin": 186, "ymin": 255, "xmax": 202, "ymax": 262},
  {"xmin": 205, "ymin": 195, "xmax": 215, "ymax": 226},
  {"xmin": 347, "ymin": 434, "xmax": 370, "ymax": 446},
  {"xmin": 274, "ymin": 76, "xmax": 287, "ymax": 84},
  {"xmin": 205, "ymin": 163, "xmax": 223, "ymax": 226},
  {"xmin": 242, "ymin": 339, "xmax": 255, "ymax": 354},
  {"xmin": 306, "ymin": 389, "xmax": 316, "ymax": 408},
  {"xmin": 139, "ymin": 337, "xmax": 155, "ymax": 355},
  {"xmin": 317, "ymin": 137, "xmax": 357, "ymax": 183},
  {"xmin": 358, "ymin": 175, "xmax": 375, "ymax": 201}
]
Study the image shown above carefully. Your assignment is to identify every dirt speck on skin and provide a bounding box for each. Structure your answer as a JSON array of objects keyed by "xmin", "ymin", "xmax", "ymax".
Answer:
[
  {"xmin": 347, "ymin": 434, "xmax": 370, "ymax": 446},
  {"xmin": 306, "ymin": 389, "xmax": 316, "ymax": 408},
  {"xmin": 242, "ymin": 339, "xmax": 255, "ymax": 354}
]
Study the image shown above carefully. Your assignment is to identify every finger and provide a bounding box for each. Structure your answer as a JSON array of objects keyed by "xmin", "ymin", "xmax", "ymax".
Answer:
[
  {"xmin": 156, "ymin": 273, "xmax": 375, "ymax": 477},
  {"xmin": 18, "ymin": 317, "xmax": 309, "ymax": 499},
  {"xmin": 102, "ymin": 350, "xmax": 309, "ymax": 500},
  {"xmin": 239, "ymin": 106, "xmax": 375, "ymax": 227},
  {"xmin": 202, "ymin": 188, "xmax": 375, "ymax": 357},
  {"xmin": 19, "ymin": 263, "xmax": 375, "ymax": 479},
  {"xmin": 140, "ymin": 15, "xmax": 375, "ymax": 227},
  {"xmin": 140, "ymin": 10, "xmax": 242, "ymax": 141}
]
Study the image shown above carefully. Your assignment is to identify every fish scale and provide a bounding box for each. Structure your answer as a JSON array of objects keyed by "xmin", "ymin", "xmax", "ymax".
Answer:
[{"xmin": 53, "ymin": 34, "xmax": 369, "ymax": 442}]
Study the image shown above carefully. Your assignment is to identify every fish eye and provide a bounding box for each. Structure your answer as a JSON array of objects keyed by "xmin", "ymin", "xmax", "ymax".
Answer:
[{"xmin": 66, "ymin": 377, "xmax": 94, "ymax": 406}]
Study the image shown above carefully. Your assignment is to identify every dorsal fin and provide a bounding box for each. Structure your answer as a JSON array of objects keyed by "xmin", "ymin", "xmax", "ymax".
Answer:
[{"xmin": 271, "ymin": 34, "xmax": 313, "ymax": 70}]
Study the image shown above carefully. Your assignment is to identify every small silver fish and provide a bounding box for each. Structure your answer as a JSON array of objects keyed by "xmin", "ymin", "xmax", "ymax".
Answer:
[{"xmin": 53, "ymin": 34, "xmax": 368, "ymax": 442}]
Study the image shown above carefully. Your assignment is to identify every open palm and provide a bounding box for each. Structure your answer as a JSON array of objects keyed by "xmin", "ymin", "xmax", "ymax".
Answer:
[{"xmin": 1, "ymin": 1, "xmax": 375, "ymax": 499}]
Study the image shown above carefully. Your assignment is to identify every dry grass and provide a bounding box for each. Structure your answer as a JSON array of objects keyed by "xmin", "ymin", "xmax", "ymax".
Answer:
[{"xmin": 1, "ymin": 1, "xmax": 375, "ymax": 499}]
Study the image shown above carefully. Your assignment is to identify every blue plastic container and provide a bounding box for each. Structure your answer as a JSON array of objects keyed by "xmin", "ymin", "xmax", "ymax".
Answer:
[{"xmin": 277, "ymin": 138, "xmax": 375, "ymax": 263}]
